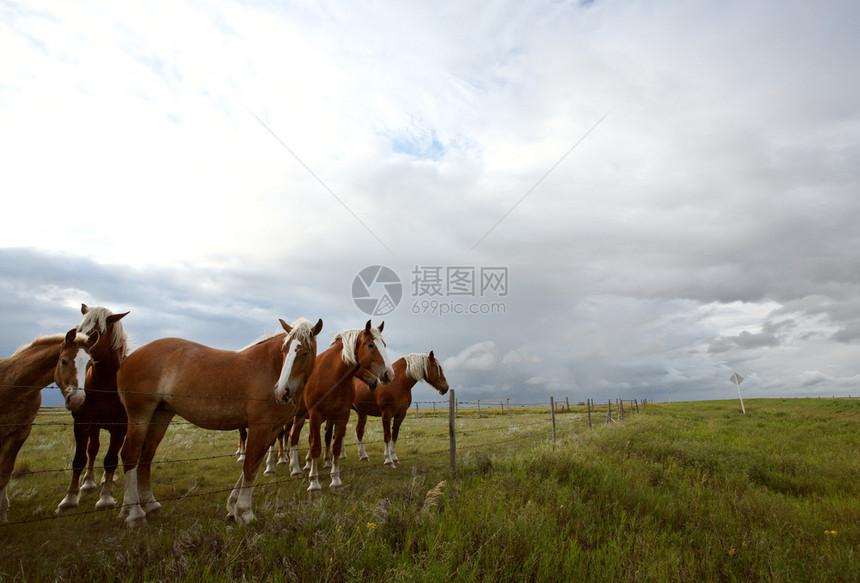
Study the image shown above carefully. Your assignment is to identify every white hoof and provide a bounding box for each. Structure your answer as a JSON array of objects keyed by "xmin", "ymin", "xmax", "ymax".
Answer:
[
  {"xmin": 56, "ymin": 495, "xmax": 79, "ymax": 513},
  {"xmin": 95, "ymin": 496, "xmax": 117, "ymax": 510},
  {"xmin": 124, "ymin": 507, "xmax": 147, "ymax": 527}
]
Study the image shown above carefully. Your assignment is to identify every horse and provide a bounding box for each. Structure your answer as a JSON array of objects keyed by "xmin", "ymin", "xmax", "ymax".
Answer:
[
  {"xmin": 117, "ymin": 317, "xmax": 323, "ymax": 526},
  {"xmin": 0, "ymin": 328, "xmax": 96, "ymax": 522},
  {"xmin": 350, "ymin": 351, "xmax": 449, "ymax": 467},
  {"xmin": 56, "ymin": 304, "xmax": 131, "ymax": 513},
  {"xmin": 288, "ymin": 320, "xmax": 394, "ymax": 491}
]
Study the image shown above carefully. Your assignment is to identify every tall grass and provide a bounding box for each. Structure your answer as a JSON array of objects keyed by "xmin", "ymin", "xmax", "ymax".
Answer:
[{"xmin": 0, "ymin": 399, "xmax": 856, "ymax": 581}]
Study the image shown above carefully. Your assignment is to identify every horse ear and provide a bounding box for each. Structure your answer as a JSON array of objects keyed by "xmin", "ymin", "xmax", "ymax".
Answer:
[
  {"xmin": 378, "ymin": 321, "xmax": 384, "ymax": 333},
  {"xmin": 312, "ymin": 319, "xmax": 323, "ymax": 336},
  {"xmin": 429, "ymin": 350, "xmax": 435, "ymax": 361},
  {"xmin": 279, "ymin": 319, "xmax": 292, "ymax": 333},
  {"xmin": 364, "ymin": 320, "xmax": 372, "ymax": 334},
  {"xmin": 81, "ymin": 304, "xmax": 89, "ymax": 315},
  {"xmin": 107, "ymin": 311, "xmax": 130, "ymax": 324},
  {"xmin": 64, "ymin": 328, "xmax": 77, "ymax": 344}
]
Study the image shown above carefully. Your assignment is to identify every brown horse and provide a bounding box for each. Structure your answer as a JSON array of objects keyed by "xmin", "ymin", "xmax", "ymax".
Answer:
[
  {"xmin": 288, "ymin": 320, "xmax": 394, "ymax": 491},
  {"xmin": 351, "ymin": 352, "xmax": 449, "ymax": 467},
  {"xmin": 0, "ymin": 329, "xmax": 97, "ymax": 522},
  {"xmin": 57, "ymin": 305, "xmax": 131, "ymax": 513},
  {"xmin": 118, "ymin": 317, "xmax": 323, "ymax": 526}
]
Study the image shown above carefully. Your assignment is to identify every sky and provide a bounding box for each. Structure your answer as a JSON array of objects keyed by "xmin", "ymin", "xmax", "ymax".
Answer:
[{"xmin": 3, "ymin": 0, "xmax": 860, "ymax": 407}]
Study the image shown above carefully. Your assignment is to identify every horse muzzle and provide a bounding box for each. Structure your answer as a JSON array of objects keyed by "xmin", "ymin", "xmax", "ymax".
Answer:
[
  {"xmin": 274, "ymin": 384, "xmax": 290, "ymax": 404},
  {"xmin": 65, "ymin": 388, "xmax": 86, "ymax": 411}
]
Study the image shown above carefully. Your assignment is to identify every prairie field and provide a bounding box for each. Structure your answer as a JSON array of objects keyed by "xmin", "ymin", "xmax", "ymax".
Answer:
[{"xmin": 0, "ymin": 398, "xmax": 857, "ymax": 582}]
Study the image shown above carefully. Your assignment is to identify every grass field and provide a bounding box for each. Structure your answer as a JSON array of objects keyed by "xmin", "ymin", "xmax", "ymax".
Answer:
[{"xmin": 0, "ymin": 398, "xmax": 857, "ymax": 582}]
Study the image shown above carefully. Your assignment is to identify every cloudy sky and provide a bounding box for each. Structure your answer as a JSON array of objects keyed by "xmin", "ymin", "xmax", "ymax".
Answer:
[{"xmin": 3, "ymin": 0, "xmax": 859, "ymax": 407}]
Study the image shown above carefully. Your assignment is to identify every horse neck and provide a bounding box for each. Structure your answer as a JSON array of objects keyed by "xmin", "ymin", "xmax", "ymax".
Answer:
[
  {"xmin": 1, "ymin": 339, "xmax": 63, "ymax": 391},
  {"xmin": 318, "ymin": 341, "xmax": 358, "ymax": 387},
  {"xmin": 89, "ymin": 347, "xmax": 123, "ymax": 378},
  {"xmin": 394, "ymin": 358, "xmax": 419, "ymax": 391},
  {"xmin": 243, "ymin": 333, "xmax": 287, "ymax": 373}
]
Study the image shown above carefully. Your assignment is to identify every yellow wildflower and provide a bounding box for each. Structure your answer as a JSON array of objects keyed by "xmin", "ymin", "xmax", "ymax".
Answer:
[
  {"xmin": 728, "ymin": 549, "xmax": 736, "ymax": 556},
  {"xmin": 367, "ymin": 522, "xmax": 376, "ymax": 530}
]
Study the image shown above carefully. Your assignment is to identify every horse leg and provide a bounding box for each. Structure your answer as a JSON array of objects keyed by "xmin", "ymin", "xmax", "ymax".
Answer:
[
  {"xmin": 355, "ymin": 413, "xmax": 369, "ymax": 461},
  {"xmin": 120, "ymin": 403, "xmax": 160, "ymax": 527},
  {"xmin": 391, "ymin": 414, "xmax": 405, "ymax": 464},
  {"xmin": 381, "ymin": 413, "xmax": 396, "ymax": 468},
  {"xmin": 95, "ymin": 424, "xmax": 126, "ymax": 510},
  {"xmin": 135, "ymin": 409, "xmax": 174, "ymax": 516},
  {"xmin": 329, "ymin": 419, "xmax": 348, "ymax": 489},
  {"xmin": 263, "ymin": 427, "xmax": 281, "ymax": 476},
  {"xmin": 236, "ymin": 427, "xmax": 247, "ymax": 462},
  {"xmin": 307, "ymin": 416, "xmax": 323, "ymax": 492},
  {"xmin": 80, "ymin": 431, "xmax": 100, "ymax": 493},
  {"xmin": 288, "ymin": 417, "xmax": 305, "ymax": 476},
  {"xmin": 228, "ymin": 424, "xmax": 277, "ymax": 524},
  {"xmin": 323, "ymin": 420, "xmax": 333, "ymax": 468},
  {"xmin": 57, "ymin": 424, "xmax": 89, "ymax": 512},
  {"xmin": 0, "ymin": 427, "xmax": 31, "ymax": 523},
  {"xmin": 264, "ymin": 446, "xmax": 277, "ymax": 476},
  {"xmin": 276, "ymin": 428, "xmax": 288, "ymax": 464}
]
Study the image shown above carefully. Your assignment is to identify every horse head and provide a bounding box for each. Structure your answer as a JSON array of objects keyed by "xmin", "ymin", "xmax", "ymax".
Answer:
[
  {"xmin": 274, "ymin": 317, "xmax": 323, "ymax": 404},
  {"xmin": 353, "ymin": 320, "xmax": 395, "ymax": 390},
  {"xmin": 77, "ymin": 304, "xmax": 130, "ymax": 362},
  {"xmin": 55, "ymin": 328, "xmax": 99, "ymax": 412},
  {"xmin": 425, "ymin": 350, "xmax": 450, "ymax": 395}
]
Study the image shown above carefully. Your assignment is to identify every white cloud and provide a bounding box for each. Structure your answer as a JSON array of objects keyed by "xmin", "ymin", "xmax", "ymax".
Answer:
[{"xmin": 3, "ymin": 1, "xmax": 860, "ymax": 404}]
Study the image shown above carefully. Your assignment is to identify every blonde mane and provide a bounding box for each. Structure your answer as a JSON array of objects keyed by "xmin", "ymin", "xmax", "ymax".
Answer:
[
  {"xmin": 242, "ymin": 318, "xmax": 317, "ymax": 351},
  {"xmin": 12, "ymin": 334, "xmax": 66, "ymax": 357},
  {"xmin": 283, "ymin": 318, "xmax": 316, "ymax": 348},
  {"xmin": 403, "ymin": 353, "xmax": 430, "ymax": 381},
  {"xmin": 77, "ymin": 306, "xmax": 130, "ymax": 357},
  {"xmin": 331, "ymin": 327, "xmax": 386, "ymax": 366}
]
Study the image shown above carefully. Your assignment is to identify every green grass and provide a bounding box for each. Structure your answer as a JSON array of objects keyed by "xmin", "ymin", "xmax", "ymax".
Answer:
[{"xmin": 0, "ymin": 399, "xmax": 857, "ymax": 582}]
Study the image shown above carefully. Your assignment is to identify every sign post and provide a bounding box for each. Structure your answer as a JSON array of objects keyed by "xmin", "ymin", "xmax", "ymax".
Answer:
[{"xmin": 730, "ymin": 372, "xmax": 746, "ymax": 414}]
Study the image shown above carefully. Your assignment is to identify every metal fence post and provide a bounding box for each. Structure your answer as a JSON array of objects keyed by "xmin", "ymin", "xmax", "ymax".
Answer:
[{"xmin": 449, "ymin": 390, "xmax": 456, "ymax": 474}]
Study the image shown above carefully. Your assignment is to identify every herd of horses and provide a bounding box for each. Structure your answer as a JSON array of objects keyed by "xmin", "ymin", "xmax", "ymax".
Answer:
[{"xmin": 0, "ymin": 305, "xmax": 449, "ymax": 527}]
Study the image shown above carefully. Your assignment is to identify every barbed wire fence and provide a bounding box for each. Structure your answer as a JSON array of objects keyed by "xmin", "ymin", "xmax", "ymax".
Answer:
[{"xmin": 0, "ymin": 385, "xmax": 648, "ymax": 529}]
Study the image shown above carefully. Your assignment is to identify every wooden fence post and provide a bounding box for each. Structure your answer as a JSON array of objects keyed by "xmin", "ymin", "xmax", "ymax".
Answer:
[
  {"xmin": 587, "ymin": 398, "xmax": 592, "ymax": 429},
  {"xmin": 550, "ymin": 396, "xmax": 557, "ymax": 443},
  {"xmin": 606, "ymin": 399, "xmax": 612, "ymax": 424},
  {"xmin": 565, "ymin": 396, "xmax": 570, "ymax": 412},
  {"xmin": 619, "ymin": 399, "xmax": 624, "ymax": 420},
  {"xmin": 433, "ymin": 401, "xmax": 436, "ymax": 417},
  {"xmin": 634, "ymin": 399, "xmax": 639, "ymax": 414},
  {"xmin": 449, "ymin": 389, "xmax": 456, "ymax": 474},
  {"xmin": 477, "ymin": 400, "xmax": 482, "ymax": 418},
  {"xmin": 506, "ymin": 398, "xmax": 511, "ymax": 417}
]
